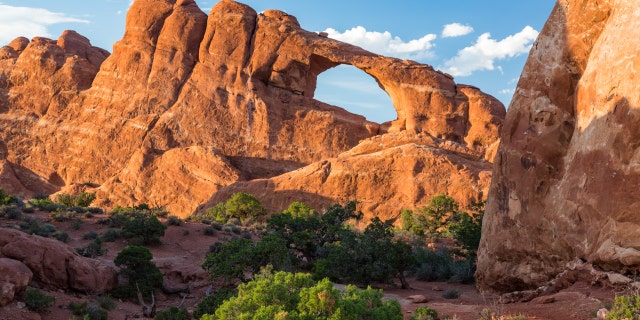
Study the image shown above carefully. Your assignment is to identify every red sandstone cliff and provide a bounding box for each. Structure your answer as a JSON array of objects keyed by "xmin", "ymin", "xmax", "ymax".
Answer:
[
  {"xmin": 477, "ymin": 0, "xmax": 640, "ymax": 293},
  {"xmin": 0, "ymin": 0, "xmax": 504, "ymax": 218}
]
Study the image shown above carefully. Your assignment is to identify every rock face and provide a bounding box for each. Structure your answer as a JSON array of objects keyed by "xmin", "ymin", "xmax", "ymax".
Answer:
[
  {"xmin": 477, "ymin": 0, "xmax": 640, "ymax": 293},
  {"xmin": 0, "ymin": 258, "xmax": 32, "ymax": 306},
  {"xmin": 0, "ymin": 228, "xmax": 117, "ymax": 293},
  {"xmin": 0, "ymin": 0, "xmax": 504, "ymax": 218}
]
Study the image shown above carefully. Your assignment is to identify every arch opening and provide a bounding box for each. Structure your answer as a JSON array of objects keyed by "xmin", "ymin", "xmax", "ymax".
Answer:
[{"xmin": 313, "ymin": 64, "xmax": 396, "ymax": 124}]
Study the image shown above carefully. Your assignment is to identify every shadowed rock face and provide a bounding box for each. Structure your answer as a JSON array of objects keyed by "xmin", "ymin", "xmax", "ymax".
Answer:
[
  {"xmin": 0, "ymin": 0, "xmax": 504, "ymax": 218},
  {"xmin": 477, "ymin": 0, "xmax": 640, "ymax": 293}
]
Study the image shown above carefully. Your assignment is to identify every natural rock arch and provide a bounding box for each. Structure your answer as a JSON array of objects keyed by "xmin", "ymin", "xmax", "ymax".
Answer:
[{"xmin": 313, "ymin": 64, "xmax": 397, "ymax": 124}]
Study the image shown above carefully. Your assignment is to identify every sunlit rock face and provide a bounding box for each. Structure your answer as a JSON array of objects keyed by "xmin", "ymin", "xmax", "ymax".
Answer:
[
  {"xmin": 477, "ymin": 0, "xmax": 640, "ymax": 293},
  {"xmin": 0, "ymin": 0, "xmax": 503, "ymax": 218}
]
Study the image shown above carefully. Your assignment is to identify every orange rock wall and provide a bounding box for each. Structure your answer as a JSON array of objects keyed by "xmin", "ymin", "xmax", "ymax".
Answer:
[{"xmin": 477, "ymin": 0, "xmax": 640, "ymax": 293}]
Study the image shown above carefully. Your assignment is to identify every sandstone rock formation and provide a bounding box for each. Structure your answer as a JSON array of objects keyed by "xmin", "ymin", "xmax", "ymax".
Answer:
[
  {"xmin": 0, "ymin": 258, "xmax": 32, "ymax": 306},
  {"xmin": 477, "ymin": 0, "xmax": 640, "ymax": 293},
  {"xmin": 0, "ymin": 0, "xmax": 504, "ymax": 218},
  {"xmin": 0, "ymin": 228, "xmax": 117, "ymax": 293}
]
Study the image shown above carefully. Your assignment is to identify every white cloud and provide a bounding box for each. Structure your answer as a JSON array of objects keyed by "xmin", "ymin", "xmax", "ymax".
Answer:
[
  {"xmin": 324, "ymin": 26, "xmax": 437, "ymax": 61},
  {"xmin": 499, "ymin": 88, "xmax": 515, "ymax": 95},
  {"xmin": 0, "ymin": 5, "xmax": 89, "ymax": 45},
  {"xmin": 442, "ymin": 23, "xmax": 473, "ymax": 38},
  {"xmin": 441, "ymin": 26, "xmax": 539, "ymax": 77}
]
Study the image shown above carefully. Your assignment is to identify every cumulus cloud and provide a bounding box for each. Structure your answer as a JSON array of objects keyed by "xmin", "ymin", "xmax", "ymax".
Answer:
[
  {"xmin": 324, "ymin": 26, "xmax": 437, "ymax": 61},
  {"xmin": 0, "ymin": 4, "xmax": 89, "ymax": 45},
  {"xmin": 441, "ymin": 23, "xmax": 473, "ymax": 38},
  {"xmin": 441, "ymin": 26, "xmax": 539, "ymax": 77}
]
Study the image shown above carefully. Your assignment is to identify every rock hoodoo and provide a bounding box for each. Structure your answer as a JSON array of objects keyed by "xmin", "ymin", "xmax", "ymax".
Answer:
[
  {"xmin": 0, "ymin": 0, "xmax": 504, "ymax": 218},
  {"xmin": 477, "ymin": 0, "xmax": 640, "ymax": 293}
]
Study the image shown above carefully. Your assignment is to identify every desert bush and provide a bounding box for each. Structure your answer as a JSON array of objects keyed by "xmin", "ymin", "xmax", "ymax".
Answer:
[
  {"xmin": 441, "ymin": 289, "xmax": 460, "ymax": 299},
  {"xmin": 166, "ymin": 215, "xmax": 183, "ymax": 226},
  {"xmin": 55, "ymin": 192, "xmax": 96, "ymax": 208},
  {"xmin": 203, "ymin": 226, "xmax": 216, "ymax": 236},
  {"xmin": 55, "ymin": 231, "xmax": 70, "ymax": 243},
  {"xmin": 202, "ymin": 193, "xmax": 267, "ymax": 224},
  {"xmin": 113, "ymin": 245, "xmax": 163, "ymax": 301},
  {"xmin": 29, "ymin": 198, "xmax": 63, "ymax": 212},
  {"xmin": 24, "ymin": 288, "xmax": 55, "ymax": 313},
  {"xmin": 121, "ymin": 211, "xmax": 167, "ymax": 245},
  {"xmin": 76, "ymin": 238, "xmax": 106, "ymax": 258},
  {"xmin": 182, "ymin": 229, "xmax": 190, "ymax": 236},
  {"xmin": 21, "ymin": 206, "xmax": 35, "ymax": 213},
  {"xmin": 83, "ymin": 231, "xmax": 99, "ymax": 240},
  {"xmin": 154, "ymin": 306, "xmax": 190, "ymax": 320},
  {"xmin": 0, "ymin": 205, "xmax": 23, "ymax": 219},
  {"xmin": 95, "ymin": 295, "xmax": 116, "ymax": 310},
  {"xmin": 0, "ymin": 188, "xmax": 20, "ymax": 205},
  {"xmin": 87, "ymin": 207, "xmax": 104, "ymax": 214},
  {"xmin": 448, "ymin": 200, "xmax": 484, "ymax": 255},
  {"xmin": 607, "ymin": 295, "xmax": 640, "ymax": 320},
  {"xmin": 49, "ymin": 210, "xmax": 77, "ymax": 222},
  {"xmin": 282, "ymin": 201, "xmax": 317, "ymax": 218},
  {"xmin": 68, "ymin": 206, "xmax": 87, "ymax": 213},
  {"xmin": 193, "ymin": 288, "xmax": 236, "ymax": 319},
  {"xmin": 68, "ymin": 301, "xmax": 109, "ymax": 320},
  {"xmin": 204, "ymin": 267, "xmax": 402, "ymax": 320},
  {"xmin": 410, "ymin": 306, "xmax": 438, "ymax": 320},
  {"xmin": 72, "ymin": 219, "xmax": 83, "ymax": 230},
  {"xmin": 101, "ymin": 229, "xmax": 122, "ymax": 242}
]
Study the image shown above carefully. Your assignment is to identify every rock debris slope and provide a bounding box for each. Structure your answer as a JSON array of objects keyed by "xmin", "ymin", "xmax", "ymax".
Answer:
[
  {"xmin": 477, "ymin": 0, "xmax": 640, "ymax": 293},
  {"xmin": 0, "ymin": 0, "xmax": 504, "ymax": 218}
]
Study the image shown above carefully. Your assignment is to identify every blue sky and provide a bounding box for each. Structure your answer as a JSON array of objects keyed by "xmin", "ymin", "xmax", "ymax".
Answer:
[{"xmin": 0, "ymin": 0, "xmax": 555, "ymax": 123}]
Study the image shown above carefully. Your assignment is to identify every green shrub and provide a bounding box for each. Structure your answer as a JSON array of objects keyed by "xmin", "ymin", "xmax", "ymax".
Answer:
[
  {"xmin": 182, "ymin": 229, "xmax": 190, "ymax": 236},
  {"xmin": 607, "ymin": 295, "xmax": 640, "ymax": 320},
  {"xmin": 72, "ymin": 219, "xmax": 83, "ymax": 230},
  {"xmin": 207, "ymin": 267, "xmax": 403, "ymax": 320},
  {"xmin": 0, "ymin": 188, "xmax": 20, "ymax": 205},
  {"xmin": 87, "ymin": 207, "xmax": 104, "ymax": 214},
  {"xmin": 21, "ymin": 206, "xmax": 35, "ymax": 214},
  {"xmin": 166, "ymin": 215, "xmax": 183, "ymax": 226},
  {"xmin": 154, "ymin": 306, "xmax": 190, "ymax": 320},
  {"xmin": 122, "ymin": 212, "xmax": 167, "ymax": 245},
  {"xmin": 76, "ymin": 238, "xmax": 106, "ymax": 258},
  {"xmin": 55, "ymin": 231, "xmax": 70, "ymax": 243},
  {"xmin": 448, "ymin": 201, "xmax": 484, "ymax": 255},
  {"xmin": 192, "ymin": 288, "xmax": 236, "ymax": 319},
  {"xmin": 69, "ymin": 206, "xmax": 87, "ymax": 213},
  {"xmin": 113, "ymin": 246, "xmax": 163, "ymax": 301},
  {"xmin": 24, "ymin": 288, "xmax": 55, "ymax": 313},
  {"xmin": 29, "ymin": 198, "xmax": 63, "ymax": 212},
  {"xmin": 203, "ymin": 226, "xmax": 215, "ymax": 236},
  {"xmin": 95, "ymin": 295, "xmax": 116, "ymax": 311},
  {"xmin": 3, "ymin": 205, "xmax": 23, "ymax": 220},
  {"xmin": 410, "ymin": 306, "xmax": 438, "ymax": 320},
  {"xmin": 55, "ymin": 192, "xmax": 96, "ymax": 208},
  {"xmin": 83, "ymin": 231, "xmax": 99, "ymax": 240},
  {"xmin": 441, "ymin": 289, "xmax": 460, "ymax": 299},
  {"xmin": 101, "ymin": 229, "xmax": 122, "ymax": 242},
  {"xmin": 50, "ymin": 210, "xmax": 77, "ymax": 222},
  {"xmin": 68, "ymin": 301, "xmax": 109, "ymax": 320}
]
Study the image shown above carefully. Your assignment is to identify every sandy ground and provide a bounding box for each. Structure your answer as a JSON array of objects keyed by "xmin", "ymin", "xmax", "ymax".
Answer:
[{"xmin": 0, "ymin": 210, "xmax": 615, "ymax": 319}]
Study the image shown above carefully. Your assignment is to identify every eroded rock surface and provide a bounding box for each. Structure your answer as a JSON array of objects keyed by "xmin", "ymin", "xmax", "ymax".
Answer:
[
  {"xmin": 477, "ymin": 0, "xmax": 640, "ymax": 293},
  {"xmin": 0, "ymin": 228, "xmax": 117, "ymax": 293},
  {"xmin": 0, "ymin": 258, "xmax": 32, "ymax": 306},
  {"xmin": 0, "ymin": 0, "xmax": 503, "ymax": 217}
]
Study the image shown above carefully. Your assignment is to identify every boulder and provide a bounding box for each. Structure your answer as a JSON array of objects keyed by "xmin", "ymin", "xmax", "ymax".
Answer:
[
  {"xmin": 0, "ymin": 258, "xmax": 32, "ymax": 306},
  {"xmin": 0, "ymin": 228, "xmax": 117, "ymax": 293}
]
